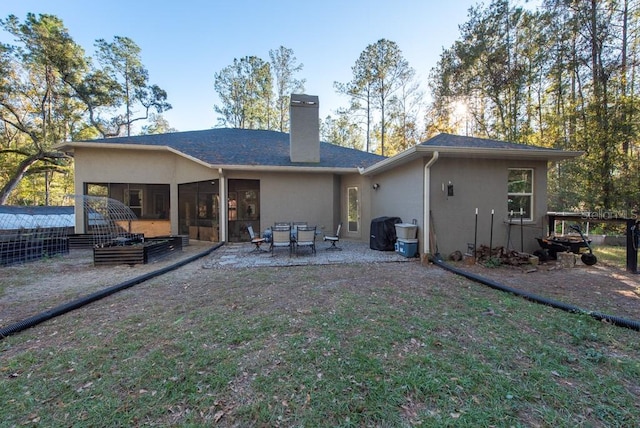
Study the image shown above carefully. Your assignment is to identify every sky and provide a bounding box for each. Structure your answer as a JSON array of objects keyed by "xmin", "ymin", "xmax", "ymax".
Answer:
[{"xmin": 1, "ymin": 0, "xmax": 538, "ymax": 133}]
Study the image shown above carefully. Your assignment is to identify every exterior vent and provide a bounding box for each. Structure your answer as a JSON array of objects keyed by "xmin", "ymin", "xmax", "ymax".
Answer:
[{"xmin": 290, "ymin": 94, "xmax": 319, "ymax": 163}]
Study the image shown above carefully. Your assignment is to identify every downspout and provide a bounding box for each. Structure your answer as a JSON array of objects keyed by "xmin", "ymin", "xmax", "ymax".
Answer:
[
  {"xmin": 423, "ymin": 151, "xmax": 439, "ymax": 257},
  {"xmin": 218, "ymin": 168, "xmax": 227, "ymax": 242}
]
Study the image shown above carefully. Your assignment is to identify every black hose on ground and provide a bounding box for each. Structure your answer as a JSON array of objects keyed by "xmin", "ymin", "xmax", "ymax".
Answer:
[
  {"xmin": 430, "ymin": 254, "xmax": 640, "ymax": 332},
  {"xmin": 0, "ymin": 242, "xmax": 225, "ymax": 340}
]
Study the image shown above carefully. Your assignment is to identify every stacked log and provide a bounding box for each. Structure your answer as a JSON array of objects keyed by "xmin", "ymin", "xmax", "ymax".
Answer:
[{"xmin": 475, "ymin": 245, "xmax": 532, "ymax": 266}]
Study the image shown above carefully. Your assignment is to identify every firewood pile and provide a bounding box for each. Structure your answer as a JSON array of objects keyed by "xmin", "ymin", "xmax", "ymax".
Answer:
[{"xmin": 474, "ymin": 245, "xmax": 533, "ymax": 265}]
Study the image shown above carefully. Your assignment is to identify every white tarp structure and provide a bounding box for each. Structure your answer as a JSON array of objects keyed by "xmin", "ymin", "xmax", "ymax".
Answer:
[
  {"xmin": 0, "ymin": 207, "xmax": 74, "ymax": 230},
  {"xmin": 0, "ymin": 206, "xmax": 74, "ymax": 266},
  {"xmin": 1, "ymin": 197, "xmax": 140, "ymax": 265}
]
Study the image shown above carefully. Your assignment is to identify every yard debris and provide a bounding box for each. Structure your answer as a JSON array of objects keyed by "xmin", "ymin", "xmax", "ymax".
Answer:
[
  {"xmin": 474, "ymin": 245, "xmax": 533, "ymax": 266},
  {"xmin": 449, "ymin": 250, "xmax": 463, "ymax": 261},
  {"xmin": 482, "ymin": 308, "xmax": 498, "ymax": 316}
]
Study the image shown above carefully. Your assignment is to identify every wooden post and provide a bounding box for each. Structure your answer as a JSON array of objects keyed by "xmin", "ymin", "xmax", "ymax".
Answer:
[
  {"xmin": 627, "ymin": 219, "xmax": 638, "ymax": 274},
  {"xmin": 489, "ymin": 209, "xmax": 494, "ymax": 257},
  {"xmin": 474, "ymin": 208, "xmax": 478, "ymax": 260}
]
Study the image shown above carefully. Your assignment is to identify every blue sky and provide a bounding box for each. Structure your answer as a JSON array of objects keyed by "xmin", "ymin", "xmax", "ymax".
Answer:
[{"xmin": 1, "ymin": 1, "xmax": 538, "ymax": 133}]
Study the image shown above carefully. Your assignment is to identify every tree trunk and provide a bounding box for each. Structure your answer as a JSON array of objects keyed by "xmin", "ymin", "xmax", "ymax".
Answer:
[{"xmin": 0, "ymin": 152, "xmax": 67, "ymax": 205}]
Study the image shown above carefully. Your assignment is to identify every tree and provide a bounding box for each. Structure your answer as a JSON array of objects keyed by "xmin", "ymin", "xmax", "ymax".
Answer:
[
  {"xmin": 366, "ymin": 39, "xmax": 414, "ymax": 156},
  {"xmin": 425, "ymin": 48, "xmax": 466, "ymax": 137},
  {"xmin": 385, "ymin": 68, "xmax": 425, "ymax": 155},
  {"xmin": 95, "ymin": 36, "xmax": 171, "ymax": 137},
  {"xmin": 334, "ymin": 68, "xmax": 375, "ymax": 152},
  {"xmin": 214, "ymin": 56, "xmax": 273, "ymax": 129},
  {"xmin": 429, "ymin": 0, "xmax": 640, "ymax": 213},
  {"xmin": 213, "ymin": 47, "xmax": 304, "ymax": 132},
  {"xmin": 140, "ymin": 113, "xmax": 177, "ymax": 135},
  {"xmin": 0, "ymin": 14, "xmax": 82, "ymax": 204},
  {"xmin": 336, "ymin": 39, "xmax": 414, "ymax": 155},
  {"xmin": 0, "ymin": 13, "xmax": 171, "ymax": 204},
  {"xmin": 320, "ymin": 110, "xmax": 364, "ymax": 150},
  {"xmin": 439, "ymin": 1, "xmax": 533, "ymax": 141},
  {"xmin": 269, "ymin": 46, "xmax": 305, "ymax": 132}
]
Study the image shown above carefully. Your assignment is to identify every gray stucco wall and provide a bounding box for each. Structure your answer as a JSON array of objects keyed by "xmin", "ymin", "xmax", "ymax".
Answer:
[
  {"xmin": 365, "ymin": 156, "xmax": 549, "ymax": 257},
  {"xmin": 73, "ymin": 146, "xmax": 365, "ymax": 243},
  {"xmin": 248, "ymin": 171, "xmax": 336, "ymax": 236},
  {"xmin": 370, "ymin": 158, "xmax": 424, "ymax": 224},
  {"xmin": 430, "ymin": 158, "xmax": 548, "ymax": 257},
  {"xmin": 73, "ymin": 147, "xmax": 209, "ymax": 234},
  {"xmin": 72, "ymin": 146, "xmax": 551, "ymax": 253},
  {"xmin": 369, "ymin": 158, "xmax": 425, "ymax": 249}
]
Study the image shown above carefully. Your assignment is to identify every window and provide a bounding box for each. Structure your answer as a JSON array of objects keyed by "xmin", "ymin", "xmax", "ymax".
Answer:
[{"xmin": 508, "ymin": 168, "xmax": 533, "ymax": 220}]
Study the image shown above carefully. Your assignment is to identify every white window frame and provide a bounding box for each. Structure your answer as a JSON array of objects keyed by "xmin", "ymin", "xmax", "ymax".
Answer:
[
  {"xmin": 347, "ymin": 186, "xmax": 360, "ymax": 234},
  {"xmin": 507, "ymin": 168, "xmax": 534, "ymax": 221}
]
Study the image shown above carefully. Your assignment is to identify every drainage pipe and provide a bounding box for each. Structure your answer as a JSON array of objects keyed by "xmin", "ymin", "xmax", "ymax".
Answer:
[
  {"xmin": 0, "ymin": 242, "xmax": 225, "ymax": 340},
  {"xmin": 430, "ymin": 255, "xmax": 640, "ymax": 332}
]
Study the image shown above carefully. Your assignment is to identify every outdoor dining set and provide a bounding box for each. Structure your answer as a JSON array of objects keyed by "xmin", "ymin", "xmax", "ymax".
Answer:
[{"xmin": 247, "ymin": 222, "xmax": 341, "ymax": 256}]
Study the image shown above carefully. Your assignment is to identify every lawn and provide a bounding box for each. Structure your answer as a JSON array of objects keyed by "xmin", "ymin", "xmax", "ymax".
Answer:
[
  {"xmin": 1, "ymin": 261, "xmax": 639, "ymax": 426},
  {"xmin": 593, "ymin": 244, "xmax": 628, "ymax": 269}
]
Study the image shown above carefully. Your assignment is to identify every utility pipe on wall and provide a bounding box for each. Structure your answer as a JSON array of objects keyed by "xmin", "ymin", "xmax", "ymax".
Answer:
[{"xmin": 423, "ymin": 151, "xmax": 439, "ymax": 255}]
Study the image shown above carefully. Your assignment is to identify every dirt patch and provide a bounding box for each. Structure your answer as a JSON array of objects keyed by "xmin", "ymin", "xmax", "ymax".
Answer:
[
  {"xmin": 446, "ymin": 258, "xmax": 640, "ymax": 321},
  {"xmin": 1, "ymin": 242, "xmax": 638, "ymax": 334},
  {"xmin": 0, "ymin": 241, "xmax": 214, "ymax": 329}
]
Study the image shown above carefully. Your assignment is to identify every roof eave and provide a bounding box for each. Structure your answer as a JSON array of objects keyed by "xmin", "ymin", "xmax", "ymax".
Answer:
[
  {"xmin": 55, "ymin": 142, "xmax": 214, "ymax": 169},
  {"xmin": 361, "ymin": 145, "xmax": 583, "ymax": 175},
  {"xmin": 54, "ymin": 142, "xmax": 362, "ymax": 174},
  {"xmin": 55, "ymin": 141, "xmax": 167, "ymax": 153},
  {"xmin": 421, "ymin": 146, "xmax": 584, "ymax": 160},
  {"xmin": 215, "ymin": 164, "xmax": 359, "ymax": 174},
  {"xmin": 360, "ymin": 146, "xmax": 420, "ymax": 176}
]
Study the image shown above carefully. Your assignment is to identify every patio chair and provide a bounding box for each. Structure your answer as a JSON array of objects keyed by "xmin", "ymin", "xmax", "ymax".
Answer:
[
  {"xmin": 247, "ymin": 224, "xmax": 267, "ymax": 253},
  {"xmin": 324, "ymin": 222, "xmax": 342, "ymax": 250},
  {"xmin": 295, "ymin": 225, "xmax": 316, "ymax": 256},
  {"xmin": 270, "ymin": 225, "xmax": 292, "ymax": 256},
  {"xmin": 292, "ymin": 221, "xmax": 307, "ymax": 231},
  {"xmin": 291, "ymin": 221, "xmax": 307, "ymax": 241}
]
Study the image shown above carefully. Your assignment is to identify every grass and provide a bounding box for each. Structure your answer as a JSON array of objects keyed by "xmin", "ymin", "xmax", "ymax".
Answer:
[
  {"xmin": 593, "ymin": 244, "xmax": 628, "ymax": 269},
  {"xmin": 1, "ymin": 262, "xmax": 639, "ymax": 426}
]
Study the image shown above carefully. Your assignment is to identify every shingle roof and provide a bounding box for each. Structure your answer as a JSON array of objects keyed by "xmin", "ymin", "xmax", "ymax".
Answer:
[
  {"xmin": 420, "ymin": 133, "xmax": 561, "ymax": 151},
  {"xmin": 78, "ymin": 128, "xmax": 386, "ymax": 169},
  {"xmin": 359, "ymin": 132, "xmax": 582, "ymax": 175}
]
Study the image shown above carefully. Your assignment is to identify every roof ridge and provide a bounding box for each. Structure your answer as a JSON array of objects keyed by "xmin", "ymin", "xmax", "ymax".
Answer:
[{"xmin": 421, "ymin": 133, "xmax": 560, "ymax": 150}]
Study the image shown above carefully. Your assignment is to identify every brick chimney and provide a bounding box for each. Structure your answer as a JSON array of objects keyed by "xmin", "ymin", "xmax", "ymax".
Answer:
[{"xmin": 290, "ymin": 94, "xmax": 319, "ymax": 163}]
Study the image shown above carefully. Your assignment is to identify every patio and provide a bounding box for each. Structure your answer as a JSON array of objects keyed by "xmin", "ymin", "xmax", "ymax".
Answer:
[{"xmin": 201, "ymin": 239, "xmax": 419, "ymax": 269}]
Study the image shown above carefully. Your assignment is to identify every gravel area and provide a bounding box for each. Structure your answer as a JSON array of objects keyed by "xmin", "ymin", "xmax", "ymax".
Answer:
[{"xmin": 202, "ymin": 240, "xmax": 418, "ymax": 269}]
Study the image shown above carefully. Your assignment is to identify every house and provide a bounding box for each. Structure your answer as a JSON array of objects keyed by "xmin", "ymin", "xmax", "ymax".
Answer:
[
  {"xmin": 56, "ymin": 94, "xmax": 582, "ymax": 257},
  {"xmin": 361, "ymin": 133, "xmax": 582, "ymax": 256}
]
